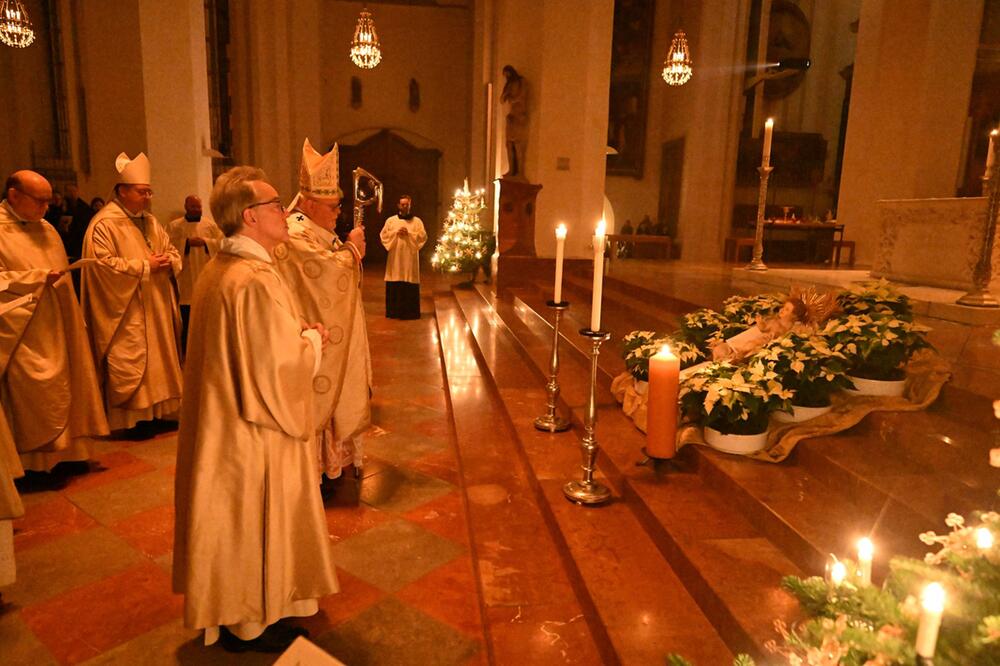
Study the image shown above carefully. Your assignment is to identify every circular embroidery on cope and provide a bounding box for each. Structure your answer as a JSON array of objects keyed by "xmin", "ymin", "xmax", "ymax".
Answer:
[
  {"xmin": 303, "ymin": 259, "xmax": 323, "ymax": 279},
  {"xmin": 273, "ymin": 244, "xmax": 289, "ymax": 261},
  {"xmin": 313, "ymin": 375, "xmax": 332, "ymax": 394},
  {"xmin": 319, "ymin": 296, "xmax": 332, "ymax": 310},
  {"xmin": 337, "ymin": 273, "xmax": 350, "ymax": 292},
  {"xmin": 328, "ymin": 325, "xmax": 345, "ymax": 345}
]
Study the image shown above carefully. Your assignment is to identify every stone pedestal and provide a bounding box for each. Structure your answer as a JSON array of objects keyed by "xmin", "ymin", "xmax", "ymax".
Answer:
[{"xmin": 496, "ymin": 177, "xmax": 542, "ymax": 289}]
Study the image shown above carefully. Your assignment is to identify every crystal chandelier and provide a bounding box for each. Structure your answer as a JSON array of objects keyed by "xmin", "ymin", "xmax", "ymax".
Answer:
[
  {"xmin": 0, "ymin": 0, "xmax": 35, "ymax": 49},
  {"xmin": 349, "ymin": 5, "xmax": 381, "ymax": 70},
  {"xmin": 662, "ymin": 29, "xmax": 692, "ymax": 86}
]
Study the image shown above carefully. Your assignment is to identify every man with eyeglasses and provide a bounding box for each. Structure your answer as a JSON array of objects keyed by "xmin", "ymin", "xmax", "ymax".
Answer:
[
  {"xmin": 173, "ymin": 165, "xmax": 337, "ymax": 653},
  {"xmin": 0, "ymin": 170, "xmax": 107, "ymax": 479},
  {"xmin": 80, "ymin": 153, "xmax": 183, "ymax": 436},
  {"xmin": 273, "ymin": 139, "xmax": 371, "ymax": 498}
]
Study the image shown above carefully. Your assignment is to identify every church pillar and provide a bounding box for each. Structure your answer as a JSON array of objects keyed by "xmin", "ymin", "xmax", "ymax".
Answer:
[
  {"xmin": 489, "ymin": 0, "xmax": 613, "ymax": 260},
  {"xmin": 229, "ymin": 0, "xmax": 322, "ymax": 200},
  {"xmin": 137, "ymin": 0, "xmax": 214, "ymax": 219},
  {"xmin": 836, "ymin": 0, "xmax": 984, "ymax": 264}
]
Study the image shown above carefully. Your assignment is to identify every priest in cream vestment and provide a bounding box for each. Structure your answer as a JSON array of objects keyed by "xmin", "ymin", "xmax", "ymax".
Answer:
[
  {"xmin": 0, "ymin": 171, "xmax": 108, "ymax": 472},
  {"xmin": 274, "ymin": 139, "xmax": 371, "ymax": 482},
  {"xmin": 173, "ymin": 166, "xmax": 337, "ymax": 652},
  {"xmin": 80, "ymin": 153, "xmax": 183, "ymax": 431},
  {"xmin": 0, "ymin": 292, "xmax": 27, "ymax": 592}
]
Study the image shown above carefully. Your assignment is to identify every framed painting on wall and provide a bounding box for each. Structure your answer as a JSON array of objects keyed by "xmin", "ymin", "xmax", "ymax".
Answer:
[{"xmin": 606, "ymin": 0, "xmax": 655, "ymax": 179}]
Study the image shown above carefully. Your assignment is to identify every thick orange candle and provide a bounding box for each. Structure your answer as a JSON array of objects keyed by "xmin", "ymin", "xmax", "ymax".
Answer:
[{"xmin": 647, "ymin": 344, "xmax": 679, "ymax": 458}]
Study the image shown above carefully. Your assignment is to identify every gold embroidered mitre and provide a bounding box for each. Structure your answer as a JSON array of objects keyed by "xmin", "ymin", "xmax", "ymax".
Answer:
[
  {"xmin": 789, "ymin": 285, "xmax": 840, "ymax": 325},
  {"xmin": 298, "ymin": 139, "xmax": 341, "ymax": 200}
]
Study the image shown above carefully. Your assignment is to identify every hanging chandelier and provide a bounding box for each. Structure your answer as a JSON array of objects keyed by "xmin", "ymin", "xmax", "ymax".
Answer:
[
  {"xmin": 662, "ymin": 29, "xmax": 692, "ymax": 86},
  {"xmin": 0, "ymin": 0, "xmax": 35, "ymax": 48},
  {"xmin": 349, "ymin": 5, "xmax": 382, "ymax": 70}
]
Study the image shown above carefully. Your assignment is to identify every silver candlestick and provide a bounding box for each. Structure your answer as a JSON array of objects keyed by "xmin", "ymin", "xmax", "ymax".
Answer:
[
  {"xmin": 746, "ymin": 165, "xmax": 774, "ymax": 272},
  {"xmin": 534, "ymin": 300, "xmax": 571, "ymax": 432},
  {"xmin": 563, "ymin": 328, "xmax": 612, "ymax": 506},
  {"xmin": 957, "ymin": 150, "xmax": 1000, "ymax": 307}
]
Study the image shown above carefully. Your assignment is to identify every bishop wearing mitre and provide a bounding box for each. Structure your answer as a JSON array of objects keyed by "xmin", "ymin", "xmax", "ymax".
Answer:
[
  {"xmin": 273, "ymin": 139, "xmax": 371, "ymax": 486},
  {"xmin": 80, "ymin": 153, "xmax": 183, "ymax": 432},
  {"xmin": 0, "ymin": 170, "xmax": 108, "ymax": 473},
  {"xmin": 173, "ymin": 166, "xmax": 338, "ymax": 653}
]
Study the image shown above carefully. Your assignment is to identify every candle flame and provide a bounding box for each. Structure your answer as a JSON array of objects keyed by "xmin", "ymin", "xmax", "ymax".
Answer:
[
  {"xmin": 857, "ymin": 537, "xmax": 874, "ymax": 560},
  {"xmin": 555, "ymin": 223, "xmax": 567, "ymax": 239},
  {"xmin": 992, "ymin": 129, "xmax": 999, "ymax": 137},
  {"xmin": 830, "ymin": 561, "xmax": 846, "ymax": 586},
  {"xmin": 976, "ymin": 527, "xmax": 994, "ymax": 550},
  {"xmin": 765, "ymin": 117, "xmax": 774, "ymax": 128},
  {"xmin": 656, "ymin": 344, "xmax": 675, "ymax": 358},
  {"xmin": 595, "ymin": 219, "xmax": 606, "ymax": 237},
  {"xmin": 921, "ymin": 582, "xmax": 945, "ymax": 613}
]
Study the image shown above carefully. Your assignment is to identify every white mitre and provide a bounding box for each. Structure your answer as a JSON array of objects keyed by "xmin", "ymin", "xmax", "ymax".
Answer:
[
  {"xmin": 298, "ymin": 139, "xmax": 341, "ymax": 200},
  {"xmin": 115, "ymin": 152, "xmax": 151, "ymax": 185}
]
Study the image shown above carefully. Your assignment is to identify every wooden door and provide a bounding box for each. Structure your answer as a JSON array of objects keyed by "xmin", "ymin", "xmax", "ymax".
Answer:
[{"xmin": 338, "ymin": 130, "xmax": 442, "ymax": 265}]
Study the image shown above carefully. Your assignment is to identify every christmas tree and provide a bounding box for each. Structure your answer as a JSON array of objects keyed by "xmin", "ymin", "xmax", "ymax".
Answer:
[{"xmin": 431, "ymin": 180, "xmax": 492, "ymax": 276}]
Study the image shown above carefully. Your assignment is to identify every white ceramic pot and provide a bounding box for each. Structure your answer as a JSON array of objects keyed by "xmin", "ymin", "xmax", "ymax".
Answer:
[
  {"xmin": 704, "ymin": 426, "xmax": 769, "ymax": 455},
  {"xmin": 634, "ymin": 379, "xmax": 649, "ymax": 395},
  {"xmin": 774, "ymin": 403, "xmax": 833, "ymax": 424},
  {"xmin": 845, "ymin": 375, "xmax": 905, "ymax": 397}
]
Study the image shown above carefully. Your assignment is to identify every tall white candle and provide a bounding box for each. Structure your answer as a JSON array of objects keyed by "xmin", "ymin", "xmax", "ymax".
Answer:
[
  {"xmin": 554, "ymin": 224, "xmax": 567, "ymax": 303},
  {"xmin": 591, "ymin": 219, "xmax": 606, "ymax": 331},
  {"xmin": 857, "ymin": 537, "xmax": 873, "ymax": 586},
  {"xmin": 829, "ymin": 560, "xmax": 846, "ymax": 587},
  {"xmin": 915, "ymin": 582, "xmax": 945, "ymax": 658},
  {"xmin": 762, "ymin": 118, "xmax": 775, "ymax": 168},
  {"xmin": 987, "ymin": 129, "xmax": 998, "ymax": 174}
]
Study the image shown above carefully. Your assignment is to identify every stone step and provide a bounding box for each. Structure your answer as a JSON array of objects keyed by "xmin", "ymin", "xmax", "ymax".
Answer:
[{"xmin": 448, "ymin": 284, "xmax": 800, "ymax": 658}]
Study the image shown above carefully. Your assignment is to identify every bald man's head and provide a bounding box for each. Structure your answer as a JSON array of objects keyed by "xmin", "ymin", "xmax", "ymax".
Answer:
[
  {"xmin": 5, "ymin": 170, "xmax": 53, "ymax": 222},
  {"xmin": 184, "ymin": 195, "xmax": 202, "ymax": 221}
]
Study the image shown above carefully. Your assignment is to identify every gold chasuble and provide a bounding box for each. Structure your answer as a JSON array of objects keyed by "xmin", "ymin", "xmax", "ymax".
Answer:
[
  {"xmin": 80, "ymin": 201, "xmax": 183, "ymax": 430},
  {"xmin": 173, "ymin": 237, "xmax": 338, "ymax": 639},
  {"xmin": 0, "ymin": 202, "xmax": 108, "ymax": 471},
  {"xmin": 273, "ymin": 212, "xmax": 371, "ymax": 478}
]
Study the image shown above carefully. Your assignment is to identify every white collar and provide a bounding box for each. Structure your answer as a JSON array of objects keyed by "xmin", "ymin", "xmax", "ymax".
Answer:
[
  {"xmin": 1, "ymin": 200, "xmax": 32, "ymax": 224},
  {"xmin": 220, "ymin": 234, "xmax": 272, "ymax": 263}
]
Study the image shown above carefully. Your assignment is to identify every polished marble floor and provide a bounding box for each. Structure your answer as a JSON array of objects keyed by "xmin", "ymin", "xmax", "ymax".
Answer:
[{"xmin": 2, "ymin": 274, "xmax": 486, "ymax": 665}]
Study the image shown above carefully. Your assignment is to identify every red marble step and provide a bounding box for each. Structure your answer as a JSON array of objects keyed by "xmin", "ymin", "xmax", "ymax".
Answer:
[
  {"xmin": 450, "ymin": 285, "xmax": 800, "ymax": 658},
  {"xmin": 433, "ymin": 293, "xmax": 612, "ymax": 666}
]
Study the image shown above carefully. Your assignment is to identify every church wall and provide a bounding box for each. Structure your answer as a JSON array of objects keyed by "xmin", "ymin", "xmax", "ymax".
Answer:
[
  {"xmin": 489, "ymin": 0, "xmax": 614, "ymax": 260},
  {"xmin": 317, "ymin": 2, "xmax": 473, "ymax": 221},
  {"xmin": 65, "ymin": 0, "xmax": 148, "ymax": 202},
  {"xmin": 603, "ymin": 0, "xmax": 670, "ymax": 235},
  {"xmin": 837, "ymin": 0, "xmax": 984, "ymax": 265}
]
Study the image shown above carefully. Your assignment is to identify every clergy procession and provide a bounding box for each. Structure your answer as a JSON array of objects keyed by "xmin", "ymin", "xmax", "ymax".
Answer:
[{"xmin": 0, "ymin": 141, "xmax": 393, "ymax": 654}]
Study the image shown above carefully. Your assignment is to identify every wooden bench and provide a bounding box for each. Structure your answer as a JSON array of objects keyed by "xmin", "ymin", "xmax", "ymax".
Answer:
[
  {"xmin": 832, "ymin": 239, "xmax": 856, "ymax": 267},
  {"xmin": 607, "ymin": 234, "xmax": 673, "ymax": 265},
  {"xmin": 724, "ymin": 236, "xmax": 756, "ymax": 262}
]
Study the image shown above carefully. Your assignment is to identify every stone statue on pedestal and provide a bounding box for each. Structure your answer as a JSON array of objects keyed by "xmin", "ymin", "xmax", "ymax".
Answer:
[{"xmin": 501, "ymin": 65, "xmax": 529, "ymax": 180}]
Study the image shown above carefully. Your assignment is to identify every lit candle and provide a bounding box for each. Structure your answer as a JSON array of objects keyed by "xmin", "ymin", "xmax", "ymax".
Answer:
[
  {"xmin": 857, "ymin": 537, "xmax": 873, "ymax": 585},
  {"xmin": 762, "ymin": 118, "xmax": 774, "ymax": 168},
  {"xmin": 554, "ymin": 224, "xmax": 567, "ymax": 303},
  {"xmin": 976, "ymin": 526, "xmax": 994, "ymax": 550},
  {"xmin": 987, "ymin": 129, "xmax": 998, "ymax": 174},
  {"xmin": 590, "ymin": 219, "xmax": 606, "ymax": 331},
  {"xmin": 647, "ymin": 344, "xmax": 680, "ymax": 459},
  {"xmin": 915, "ymin": 582, "xmax": 945, "ymax": 659},
  {"xmin": 828, "ymin": 559, "xmax": 846, "ymax": 587}
]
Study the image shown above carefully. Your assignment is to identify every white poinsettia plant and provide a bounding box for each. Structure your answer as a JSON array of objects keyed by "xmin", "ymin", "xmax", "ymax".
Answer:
[
  {"xmin": 722, "ymin": 293, "xmax": 786, "ymax": 327},
  {"xmin": 837, "ymin": 278, "xmax": 914, "ymax": 321},
  {"xmin": 751, "ymin": 331, "xmax": 854, "ymax": 407},
  {"xmin": 621, "ymin": 330, "xmax": 705, "ymax": 380},
  {"xmin": 819, "ymin": 313, "xmax": 931, "ymax": 382},
  {"xmin": 679, "ymin": 360, "xmax": 792, "ymax": 435},
  {"xmin": 679, "ymin": 308, "xmax": 748, "ymax": 353}
]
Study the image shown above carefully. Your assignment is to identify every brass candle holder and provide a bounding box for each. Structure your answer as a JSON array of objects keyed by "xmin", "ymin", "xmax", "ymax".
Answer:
[
  {"xmin": 563, "ymin": 328, "xmax": 612, "ymax": 506},
  {"xmin": 746, "ymin": 164, "xmax": 774, "ymax": 272},
  {"xmin": 534, "ymin": 300, "xmax": 571, "ymax": 432},
  {"xmin": 957, "ymin": 154, "xmax": 1000, "ymax": 308}
]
